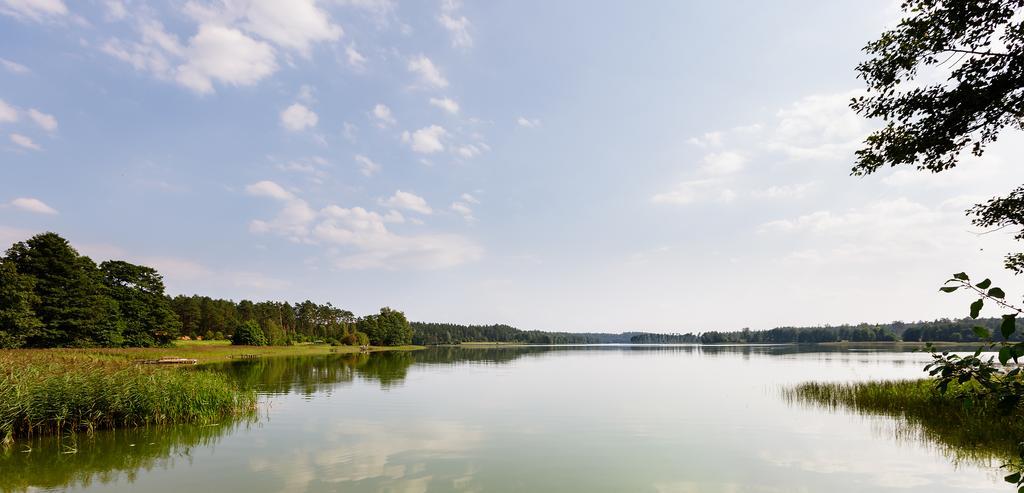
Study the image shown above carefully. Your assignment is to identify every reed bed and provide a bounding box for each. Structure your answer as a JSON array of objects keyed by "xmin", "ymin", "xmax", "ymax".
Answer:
[
  {"xmin": 787, "ymin": 379, "xmax": 1024, "ymax": 462},
  {"xmin": 0, "ymin": 350, "xmax": 256, "ymax": 444}
]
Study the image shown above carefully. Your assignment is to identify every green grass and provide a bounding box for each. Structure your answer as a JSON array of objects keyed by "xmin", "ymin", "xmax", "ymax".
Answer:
[
  {"xmin": 0, "ymin": 350, "xmax": 258, "ymax": 445},
  {"xmin": 0, "ymin": 343, "xmax": 423, "ymax": 444},
  {"xmin": 787, "ymin": 379, "xmax": 1024, "ymax": 464},
  {"xmin": 66, "ymin": 341, "xmax": 424, "ymax": 365}
]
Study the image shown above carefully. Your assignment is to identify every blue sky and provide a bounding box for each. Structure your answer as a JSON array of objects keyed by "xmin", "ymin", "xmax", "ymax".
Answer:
[{"xmin": 3, "ymin": 0, "xmax": 1024, "ymax": 332}]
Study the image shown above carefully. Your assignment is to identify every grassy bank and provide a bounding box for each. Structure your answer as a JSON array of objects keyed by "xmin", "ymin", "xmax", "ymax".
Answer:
[
  {"xmin": 77, "ymin": 340, "xmax": 423, "ymax": 365},
  {"xmin": 787, "ymin": 379, "xmax": 1024, "ymax": 463},
  {"xmin": 0, "ymin": 343, "xmax": 423, "ymax": 444}
]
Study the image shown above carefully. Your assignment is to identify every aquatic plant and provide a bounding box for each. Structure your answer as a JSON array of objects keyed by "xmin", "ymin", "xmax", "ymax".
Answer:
[{"xmin": 0, "ymin": 350, "xmax": 256, "ymax": 444}]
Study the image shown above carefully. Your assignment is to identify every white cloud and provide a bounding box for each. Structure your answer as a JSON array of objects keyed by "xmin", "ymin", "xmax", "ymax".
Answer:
[
  {"xmin": 688, "ymin": 131, "xmax": 723, "ymax": 148},
  {"xmin": 0, "ymin": 0, "xmax": 68, "ymax": 22},
  {"xmin": 9, "ymin": 133, "xmax": 39, "ymax": 150},
  {"xmin": 27, "ymin": 108, "xmax": 57, "ymax": 132},
  {"xmin": 276, "ymin": 157, "xmax": 329, "ymax": 182},
  {"xmin": 379, "ymin": 190, "xmax": 432, "ymax": 214},
  {"xmin": 454, "ymin": 143, "xmax": 486, "ymax": 159},
  {"xmin": 0, "ymin": 100, "xmax": 16, "ymax": 123},
  {"xmin": 354, "ymin": 154, "xmax": 381, "ymax": 177},
  {"xmin": 437, "ymin": 8, "xmax": 471, "ymax": 48},
  {"xmin": 280, "ymin": 103, "xmax": 318, "ymax": 132},
  {"xmin": 0, "ymin": 58, "xmax": 29, "ymax": 74},
  {"xmin": 371, "ymin": 103, "xmax": 395, "ymax": 128},
  {"xmin": 238, "ymin": 0, "xmax": 342, "ymax": 55},
  {"xmin": 248, "ymin": 187, "xmax": 317, "ymax": 240},
  {"xmin": 755, "ymin": 197, "xmax": 989, "ymax": 264},
  {"xmin": 296, "ymin": 84, "xmax": 316, "ymax": 103},
  {"xmin": 245, "ymin": 180, "xmax": 294, "ymax": 200},
  {"xmin": 345, "ymin": 43, "xmax": 367, "ymax": 70},
  {"xmin": 335, "ymin": 0, "xmax": 395, "ymax": 15},
  {"xmin": 651, "ymin": 179, "xmax": 735, "ymax": 205},
  {"xmin": 103, "ymin": 0, "xmax": 126, "ymax": 20},
  {"xmin": 408, "ymin": 55, "xmax": 448, "ymax": 88},
  {"xmin": 10, "ymin": 197, "xmax": 57, "ymax": 214},
  {"xmin": 450, "ymin": 201, "xmax": 474, "ymax": 222},
  {"xmin": 248, "ymin": 186, "xmax": 480, "ymax": 270},
  {"xmin": 342, "ymin": 121, "xmax": 357, "ymax": 142},
  {"xmin": 460, "ymin": 192, "xmax": 479, "ymax": 204},
  {"xmin": 700, "ymin": 151, "xmax": 745, "ymax": 175},
  {"xmin": 175, "ymin": 24, "xmax": 278, "ymax": 94},
  {"xmin": 429, "ymin": 97, "xmax": 459, "ymax": 114},
  {"xmin": 517, "ymin": 116, "xmax": 541, "ymax": 128},
  {"xmin": 752, "ymin": 182, "xmax": 816, "ymax": 199},
  {"xmin": 766, "ymin": 90, "xmax": 867, "ymax": 160},
  {"xmin": 401, "ymin": 125, "xmax": 447, "ymax": 154},
  {"xmin": 313, "ymin": 206, "xmax": 481, "ymax": 270}
]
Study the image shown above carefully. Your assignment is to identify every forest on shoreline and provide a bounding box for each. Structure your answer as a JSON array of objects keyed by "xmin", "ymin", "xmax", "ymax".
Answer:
[
  {"xmin": 0, "ymin": 231, "xmax": 1009, "ymax": 350},
  {"xmin": 412, "ymin": 318, "xmax": 1013, "ymax": 345}
]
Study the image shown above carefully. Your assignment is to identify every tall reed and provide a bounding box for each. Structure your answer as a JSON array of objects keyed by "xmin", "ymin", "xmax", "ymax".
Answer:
[{"xmin": 0, "ymin": 350, "xmax": 256, "ymax": 444}]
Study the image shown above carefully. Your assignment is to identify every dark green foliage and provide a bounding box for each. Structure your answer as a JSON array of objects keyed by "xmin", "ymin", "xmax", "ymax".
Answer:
[
  {"xmin": 359, "ymin": 307, "xmax": 413, "ymax": 346},
  {"xmin": 99, "ymin": 260, "xmax": 180, "ymax": 346},
  {"xmin": 0, "ymin": 261, "xmax": 41, "ymax": 348},
  {"xmin": 629, "ymin": 333, "xmax": 700, "ymax": 344},
  {"xmin": 168, "ymin": 295, "xmax": 355, "ymax": 344},
  {"xmin": 355, "ymin": 331, "xmax": 369, "ymax": 346},
  {"xmin": 851, "ymin": 0, "xmax": 1024, "ymax": 273},
  {"xmin": 4, "ymin": 233, "xmax": 124, "ymax": 347},
  {"xmin": 410, "ymin": 322, "xmax": 635, "ymax": 345},
  {"xmin": 231, "ymin": 321, "xmax": 267, "ymax": 346}
]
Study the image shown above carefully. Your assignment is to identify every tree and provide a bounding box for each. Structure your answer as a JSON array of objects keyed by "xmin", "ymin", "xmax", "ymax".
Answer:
[
  {"xmin": 4, "ymin": 232, "xmax": 123, "ymax": 347},
  {"xmin": 232, "ymin": 320, "xmax": 267, "ymax": 346},
  {"xmin": 0, "ymin": 260, "xmax": 41, "ymax": 348},
  {"xmin": 100, "ymin": 260, "xmax": 180, "ymax": 346},
  {"xmin": 262, "ymin": 319, "xmax": 286, "ymax": 346},
  {"xmin": 358, "ymin": 308, "xmax": 413, "ymax": 346},
  {"xmin": 850, "ymin": 0, "xmax": 1024, "ymax": 272}
]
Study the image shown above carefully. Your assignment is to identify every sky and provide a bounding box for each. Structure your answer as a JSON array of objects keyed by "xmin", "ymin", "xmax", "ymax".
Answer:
[{"xmin": 2, "ymin": 0, "xmax": 1024, "ymax": 333}]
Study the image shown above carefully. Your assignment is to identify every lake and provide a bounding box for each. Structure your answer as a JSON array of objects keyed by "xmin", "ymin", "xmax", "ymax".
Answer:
[{"xmin": 0, "ymin": 345, "xmax": 1007, "ymax": 492}]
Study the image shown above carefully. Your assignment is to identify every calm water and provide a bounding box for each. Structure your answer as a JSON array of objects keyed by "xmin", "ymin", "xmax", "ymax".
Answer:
[{"xmin": 1, "ymin": 346, "xmax": 1008, "ymax": 492}]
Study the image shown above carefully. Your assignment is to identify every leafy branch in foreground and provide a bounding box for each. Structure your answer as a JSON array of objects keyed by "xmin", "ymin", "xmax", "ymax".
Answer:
[{"xmin": 936, "ymin": 272, "xmax": 1024, "ymax": 489}]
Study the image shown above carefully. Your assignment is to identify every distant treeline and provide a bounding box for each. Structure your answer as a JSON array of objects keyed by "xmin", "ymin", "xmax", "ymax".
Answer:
[
  {"xmin": 647, "ymin": 318, "xmax": 1017, "ymax": 344},
  {"xmin": 0, "ymin": 232, "xmax": 410, "ymax": 349},
  {"xmin": 410, "ymin": 322, "xmax": 640, "ymax": 345},
  {"xmin": 414, "ymin": 319, "xmax": 1018, "ymax": 346}
]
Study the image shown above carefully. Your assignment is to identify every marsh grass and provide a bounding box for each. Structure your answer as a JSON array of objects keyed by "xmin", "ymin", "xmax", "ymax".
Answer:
[
  {"xmin": 0, "ymin": 350, "xmax": 257, "ymax": 444},
  {"xmin": 786, "ymin": 379, "xmax": 1024, "ymax": 464}
]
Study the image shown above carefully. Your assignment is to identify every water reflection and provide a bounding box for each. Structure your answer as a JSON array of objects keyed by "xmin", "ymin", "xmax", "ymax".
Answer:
[
  {"xmin": 0, "ymin": 345, "xmax": 1006, "ymax": 492},
  {"xmin": 0, "ymin": 421, "xmax": 248, "ymax": 492}
]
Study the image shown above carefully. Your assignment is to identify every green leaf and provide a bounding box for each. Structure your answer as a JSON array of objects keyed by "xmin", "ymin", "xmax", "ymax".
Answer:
[
  {"xmin": 1003, "ymin": 315, "xmax": 1017, "ymax": 340},
  {"xmin": 1006, "ymin": 472, "xmax": 1021, "ymax": 484},
  {"xmin": 1000, "ymin": 347, "xmax": 1012, "ymax": 365},
  {"xmin": 989, "ymin": 287, "xmax": 1006, "ymax": 299},
  {"xmin": 973, "ymin": 326, "xmax": 992, "ymax": 340},
  {"xmin": 939, "ymin": 286, "xmax": 959, "ymax": 293},
  {"xmin": 953, "ymin": 272, "xmax": 970, "ymax": 281},
  {"xmin": 971, "ymin": 299, "xmax": 984, "ymax": 319},
  {"xmin": 977, "ymin": 279, "xmax": 993, "ymax": 289}
]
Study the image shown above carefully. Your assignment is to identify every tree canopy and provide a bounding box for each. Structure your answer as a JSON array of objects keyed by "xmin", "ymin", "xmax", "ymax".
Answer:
[{"xmin": 851, "ymin": 0, "xmax": 1024, "ymax": 272}]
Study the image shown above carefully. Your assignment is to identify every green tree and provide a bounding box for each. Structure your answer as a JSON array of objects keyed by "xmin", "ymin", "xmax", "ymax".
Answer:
[
  {"xmin": 361, "ymin": 307, "xmax": 412, "ymax": 346},
  {"xmin": 356, "ymin": 314, "xmax": 380, "ymax": 345},
  {"xmin": 99, "ymin": 260, "xmax": 180, "ymax": 346},
  {"xmin": 0, "ymin": 260, "xmax": 42, "ymax": 348},
  {"xmin": 850, "ymin": 0, "xmax": 1024, "ymax": 272},
  {"xmin": 232, "ymin": 320, "xmax": 267, "ymax": 346},
  {"xmin": 4, "ymin": 233, "xmax": 123, "ymax": 347},
  {"xmin": 262, "ymin": 319, "xmax": 286, "ymax": 346}
]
